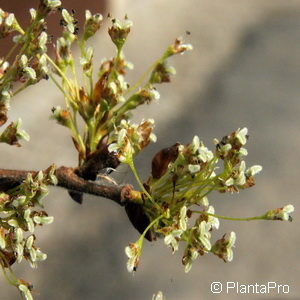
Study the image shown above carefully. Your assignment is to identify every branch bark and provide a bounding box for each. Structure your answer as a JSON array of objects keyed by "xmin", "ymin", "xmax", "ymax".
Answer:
[{"xmin": 0, "ymin": 166, "xmax": 135, "ymax": 206}]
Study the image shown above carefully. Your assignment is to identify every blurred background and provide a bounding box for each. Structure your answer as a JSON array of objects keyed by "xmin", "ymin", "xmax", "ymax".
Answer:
[{"xmin": 0, "ymin": 0, "xmax": 299, "ymax": 299}]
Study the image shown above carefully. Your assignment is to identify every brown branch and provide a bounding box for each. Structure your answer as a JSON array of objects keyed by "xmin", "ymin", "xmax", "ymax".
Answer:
[{"xmin": 0, "ymin": 166, "xmax": 138, "ymax": 206}]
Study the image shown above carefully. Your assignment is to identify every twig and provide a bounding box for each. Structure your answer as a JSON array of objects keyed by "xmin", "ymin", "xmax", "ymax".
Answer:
[{"xmin": 0, "ymin": 166, "xmax": 138, "ymax": 206}]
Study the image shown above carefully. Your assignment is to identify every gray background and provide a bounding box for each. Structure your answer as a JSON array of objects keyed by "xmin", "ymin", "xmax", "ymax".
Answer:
[{"xmin": 0, "ymin": 0, "xmax": 299, "ymax": 299}]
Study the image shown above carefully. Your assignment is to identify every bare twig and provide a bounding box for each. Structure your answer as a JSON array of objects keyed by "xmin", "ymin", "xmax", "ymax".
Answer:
[{"xmin": 0, "ymin": 166, "xmax": 135, "ymax": 206}]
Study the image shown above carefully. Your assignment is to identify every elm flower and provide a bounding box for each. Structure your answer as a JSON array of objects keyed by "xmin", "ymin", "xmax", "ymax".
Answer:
[
  {"xmin": 125, "ymin": 242, "xmax": 141, "ymax": 272},
  {"xmin": 236, "ymin": 127, "xmax": 248, "ymax": 145},
  {"xmin": 18, "ymin": 283, "xmax": 33, "ymax": 300},
  {"xmin": 206, "ymin": 206, "xmax": 219, "ymax": 230},
  {"xmin": 164, "ymin": 229, "xmax": 183, "ymax": 253},
  {"xmin": 198, "ymin": 141, "xmax": 214, "ymax": 163},
  {"xmin": 246, "ymin": 165, "xmax": 263, "ymax": 177},
  {"xmin": 182, "ymin": 246, "xmax": 199, "ymax": 273},
  {"xmin": 197, "ymin": 221, "xmax": 211, "ymax": 251},
  {"xmin": 212, "ymin": 232, "xmax": 236, "ymax": 262},
  {"xmin": 265, "ymin": 205, "xmax": 294, "ymax": 222},
  {"xmin": 179, "ymin": 206, "xmax": 187, "ymax": 231}
]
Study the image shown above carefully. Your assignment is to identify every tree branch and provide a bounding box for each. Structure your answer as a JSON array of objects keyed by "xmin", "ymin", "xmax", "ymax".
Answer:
[{"xmin": 0, "ymin": 166, "xmax": 137, "ymax": 206}]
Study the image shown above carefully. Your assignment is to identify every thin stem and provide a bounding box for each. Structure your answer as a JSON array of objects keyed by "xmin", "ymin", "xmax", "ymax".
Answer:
[
  {"xmin": 191, "ymin": 210, "xmax": 266, "ymax": 221},
  {"xmin": 0, "ymin": 252, "xmax": 19, "ymax": 286},
  {"xmin": 70, "ymin": 60, "xmax": 80, "ymax": 100},
  {"xmin": 48, "ymin": 73, "xmax": 65, "ymax": 95},
  {"xmin": 45, "ymin": 54, "xmax": 75, "ymax": 97},
  {"xmin": 125, "ymin": 56, "xmax": 162, "ymax": 96},
  {"xmin": 0, "ymin": 42, "xmax": 19, "ymax": 69},
  {"xmin": 139, "ymin": 214, "xmax": 164, "ymax": 241},
  {"xmin": 0, "ymin": 14, "xmax": 42, "ymax": 90},
  {"xmin": 127, "ymin": 159, "xmax": 161, "ymax": 210},
  {"xmin": 128, "ymin": 159, "xmax": 152, "ymax": 201}
]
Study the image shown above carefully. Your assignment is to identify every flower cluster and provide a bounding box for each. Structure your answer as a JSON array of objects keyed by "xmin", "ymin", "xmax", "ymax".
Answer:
[
  {"xmin": 51, "ymin": 14, "xmax": 191, "ymax": 167},
  {"xmin": 0, "ymin": 9, "xmax": 23, "ymax": 38},
  {"xmin": 124, "ymin": 128, "xmax": 294, "ymax": 273},
  {"xmin": 108, "ymin": 119, "xmax": 156, "ymax": 163},
  {"xmin": 0, "ymin": 165, "xmax": 57, "ymax": 299},
  {"xmin": 0, "ymin": 2, "xmax": 59, "ymax": 137}
]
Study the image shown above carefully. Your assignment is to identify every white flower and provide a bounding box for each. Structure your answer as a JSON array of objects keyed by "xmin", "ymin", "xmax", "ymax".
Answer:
[
  {"xmin": 206, "ymin": 206, "xmax": 219, "ymax": 230},
  {"xmin": 239, "ymin": 147, "xmax": 248, "ymax": 156},
  {"xmin": 198, "ymin": 196, "xmax": 209, "ymax": 207},
  {"xmin": 191, "ymin": 136, "xmax": 200, "ymax": 153},
  {"xmin": 212, "ymin": 231, "xmax": 236, "ymax": 262},
  {"xmin": 235, "ymin": 161, "xmax": 246, "ymax": 186},
  {"xmin": 197, "ymin": 221, "xmax": 211, "ymax": 251},
  {"xmin": 198, "ymin": 142, "xmax": 214, "ymax": 163},
  {"xmin": 188, "ymin": 164, "xmax": 200, "ymax": 174},
  {"xmin": 179, "ymin": 206, "xmax": 187, "ymax": 231},
  {"xmin": 266, "ymin": 204, "xmax": 294, "ymax": 221},
  {"xmin": 246, "ymin": 165, "xmax": 263, "ymax": 177},
  {"xmin": 184, "ymin": 247, "xmax": 199, "ymax": 273},
  {"xmin": 19, "ymin": 284, "xmax": 33, "ymax": 300},
  {"xmin": 236, "ymin": 127, "xmax": 248, "ymax": 145},
  {"xmin": 125, "ymin": 242, "xmax": 141, "ymax": 272},
  {"xmin": 164, "ymin": 230, "xmax": 183, "ymax": 253},
  {"xmin": 226, "ymin": 232, "xmax": 236, "ymax": 262}
]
